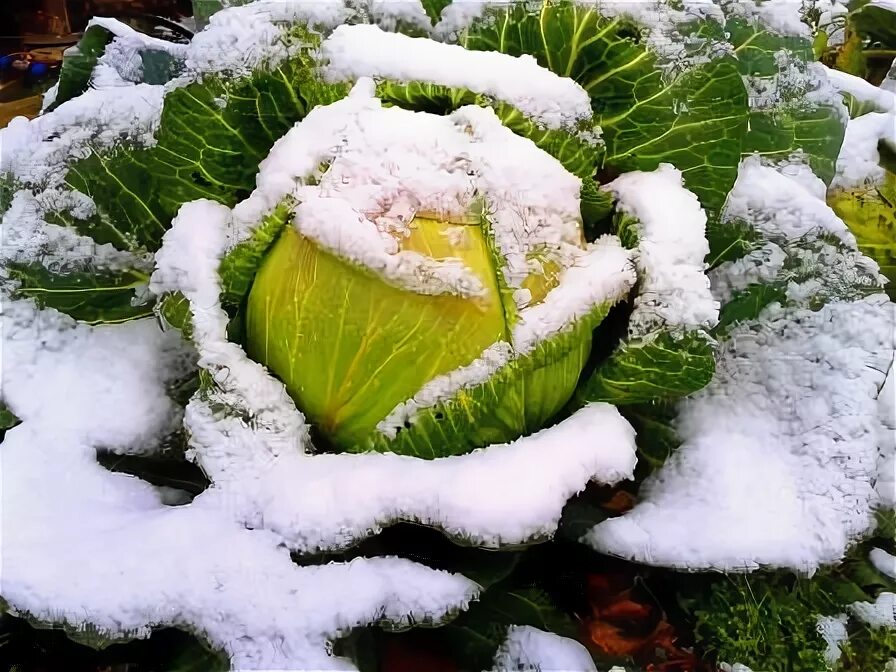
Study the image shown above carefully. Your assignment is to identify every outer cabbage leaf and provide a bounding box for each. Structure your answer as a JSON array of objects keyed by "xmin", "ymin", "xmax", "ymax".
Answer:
[
  {"xmin": 850, "ymin": 0, "xmax": 896, "ymax": 48},
  {"xmin": 6, "ymin": 263, "xmax": 153, "ymax": 325},
  {"xmin": 577, "ymin": 167, "xmax": 718, "ymax": 407},
  {"xmin": 48, "ymin": 18, "xmax": 188, "ymax": 112},
  {"xmin": 48, "ymin": 24, "xmax": 114, "ymax": 111},
  {"xmin": 439, "ymin": 586, "xmax": 577, "ymax": 671},
  {"xmin": 376, "ymin": 81, "xmax": 603, "ymax": 180},
  {"xmin": 458, "ymin": 1, "xmax": 749, "ymax": 216},
  {"xmin": 829, "ymin": 170, "xmax": 896, "ymax": 301},
  {"xmin": 65, "ymin": 61, "xmax": 345, "ymax": 254},
  {"xmin": 722, "ymin": 15, "xmax": 847, "ymax": 184},
  {"xmin": 579, "ymin": 331, "xmax": 715, "ymax": 405}
]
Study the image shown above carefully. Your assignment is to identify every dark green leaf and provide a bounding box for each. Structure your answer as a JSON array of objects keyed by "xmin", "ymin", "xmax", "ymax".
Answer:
[
  {"xmin": 578, "ymin": 331, "xmax": 716, "ymax": 405},
  {"xmin": 849, "ymin": 0, "xmax": 896, "ymax": 47},
  {"xmin": 580, "ymin": 178, "xmax": 614, "ymax": 237},
  {"xmin": 441, "ymin": 586, "xmax": 577, "ymax": 670},
  {"xmin": 64, "ymin": 35, "xmax": 347, "ymax": 253},
  {"xmin": 715, "ymin": 283, "xmax": 787, "ymax": 334},
  {"xmin": 0, "ymin": 403, "xmax": 21, "ymax": 432},
  {"xmin": 557, "ymin": 497, "xmax": 614, "ymax": 542},
  {"xmin": 745, "ymin": 104, "xmax": 846, "ymax": 186},
  {"xmin": 7, "ymin": 263, "xmax": 153, "ymax": 325},
  {"xmin": 47, "ymin": 25, "xmax": 114, "ymax": 112},
  {"xmin": 705, "ymin": 218, "xmax": 762, "ymax": 268},
  {"xmin": 722, "ymin": 15, "xmax": 846, "ymax": 184},
  {"xmin": 461, "ymin": 2, "xmax": 749, "ymax": 216},
  {"xmin": 219, "ymin": 199, "xmax": 294, "ymax": 309},
  {"xmin": 421, "ymin": 0, "xmax": 453, "ymax": 26},
  {"xmin": 620, "ymin": 401, "xmax": 680, "ymax": 474}
]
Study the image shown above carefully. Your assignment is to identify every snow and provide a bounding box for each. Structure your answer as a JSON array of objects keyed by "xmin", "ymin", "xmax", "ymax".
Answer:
[
  {"xmin": 293, "ymin": 196, "xmax": 487, "ymax": 298},
  {"xmin": 1, "ymin": 266, "xmax": 478, "ymax": 668},
  {"xmin": 710, "ymin": 242, "xmax": 788, "ymax": 305},
  {"xmin": 825, "ymin": 65, "xmax": 896, "ymax": 113},
  {"xmin": 233, "ymin": 80, "xmax": 588, "ymax": 303},
  {"xmin": 817, "ymin": 614, "xmax": 849, "ymax": 666},
  {"xmin": 745, "ymin": 51, "xmax": 847, "ymax": 133},
  {"xmin": 183, "ymin": 0, "xmax": 346, "ymax": 77},
  {"xmin": 726, "ymin": 156, "xmax": 856, "ymax": 245},
  {"xmin": 603, "ymin": 164, "xmax": 718, "ymax": 335},
  {"xmin": 850, "ymin": 592, "xmax": 896, "ymax": 628},
  {"xmin": 880, "ymin": 363, "xmax": 896, "ymax": 508},
  {"xmin": 746, "ymin": 0, "xmax": 812, "ymax": 37},
  {"xmin": 590, "ymin": 0, "xmax": 728, "ymax": 64},
  {"xmin": 0, "ymin": 83, "xmax": 163, "ymax": 187},
  {"xmin": 362, "ymin": 0, "xmax": 432, "ymax": 32},
  {"xmin": 0, "ymin": 189, "xmax": 145, "ymax": 273},
  {"xmin": 585, "ymin": 294, "xmax": 894, "ymax": 572},
  {"xmin": 40, "ymin": 81, "xmax": 59, "ymax": 110},
  {"xmin": 88, "ymin": 17, "xmax": 188, "ymax": 86},
  {"xmin": 872, "ymin": 548, "xmax": 896, "ymax": 580},
  {"xmin": 833, "ymin": 111, "xmax": 896, "ymax": 189},
  {"xmin": 321, "ymin": 23, "xmax": 592, "ymax": 129},
  {"xmin": 377, "ymin": 342, "xmax": 513, "ymax": 437},
  {"xmin": 719, "ymin": 0, "xmax": 812, "ymax": 38},
  {"xmin": 510, "ymin": 237, "xmax": 635, "ymax": 352},
  {"xmin": 152, "ymin": 198, "xmax": 638, "ymax": 554},
  {"xmin": 491, "ymin": 626, "xmax": 597, "ymax": 672},
  {"xmin": 584, "ymin": 156, "xmax": 895, "ymax": 572},
  {"xmin": 872, "ymin": 0, "xmax": 896, "ymax": 12},
  {"xmin": 0, "ymin": 83, "xmax": 161, "ymax": 275},
  {"xmin": 817, "ymin": 1, "xmax": 849, "ymax": 47}
]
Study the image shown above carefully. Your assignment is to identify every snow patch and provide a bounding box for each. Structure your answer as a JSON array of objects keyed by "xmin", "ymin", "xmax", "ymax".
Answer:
[
  {"xmin": 510, "ymin": 237, "xmax": 636, "ymax": 352},
  {"xmin": 0, "ymin": 83, "xmax": 163, "ymax": 187},
  {"xmin": 1, "ymin": 244, "xmax": 478, "ymax": 669},
  {"xmin": 872, "ymin": 548, "xmax": 896, "ymax": 580},
  {"xmin": 585, "ymin": 295, "xmax": 894, "ymax": 571},
  {"xmin": 184, "ymin": 0, "xmax": 347, "ymax": 77},
  {"xmin": 603, "ymin": 164, "xmax": 718, "ymax": 334},
  {"xmin": 825, "ymin": 65, "xmax": 896, "ymax": 113},
  {"xmin": 833, "ymin": 111, "xmax": 896, "ymax": 190},
  {"xmin": 727, "ymin": 156, "xmax": 856, "ymax": 244},
  {"xmin": 850, "ymin": 592, "xmax": 896, "ymax": 628},
  {"xmin": 491, "ymin": 626, "xmax": 597, "ymax": 672},
  {"xmin": 817, "ymin": 614, "xmax": 849, "ymax": 666},
  {"xmin": 321, "ymin": 23, "xmax": 592, "ymax": 129}
]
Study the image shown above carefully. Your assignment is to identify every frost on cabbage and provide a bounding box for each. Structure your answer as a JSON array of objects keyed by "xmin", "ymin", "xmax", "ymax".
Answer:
[{"xmin": 0, "ymin": 1, "xmax": 893, "ymax": 670}]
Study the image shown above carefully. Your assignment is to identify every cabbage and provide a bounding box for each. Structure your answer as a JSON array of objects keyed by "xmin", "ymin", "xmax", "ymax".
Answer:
[{"xmin": 1, "ymin": 2, "xmax": 893, "ymax": 670}]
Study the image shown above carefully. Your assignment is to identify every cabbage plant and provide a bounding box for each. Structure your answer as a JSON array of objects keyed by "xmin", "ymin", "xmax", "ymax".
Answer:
[{"xmin": 1, "ymin": 1, "xmax": 894, "ymax": 670}]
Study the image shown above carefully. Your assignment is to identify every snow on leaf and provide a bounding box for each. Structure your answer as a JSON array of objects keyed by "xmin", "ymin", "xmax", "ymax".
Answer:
[
  {"xmin": 579, "ymin": 165, "xmax": 719, "ymax": 406},
  {"xmin": 151, "ymin": 198, "xmax": 639, "ymax": 550},
  {"xmin": 321, "ymin": 23, "xmax": 592, "ymax": 129},
  {"xmin": 583, "ymin": 157, "xmax": 896, "ymax": 572},
  {"xmin": 1, "ymin": 280, "xmax": 479, "ymax": 671},
  {"xmin": 490, "ymin": 626, "xmax": 597, "ymax": 672}
]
